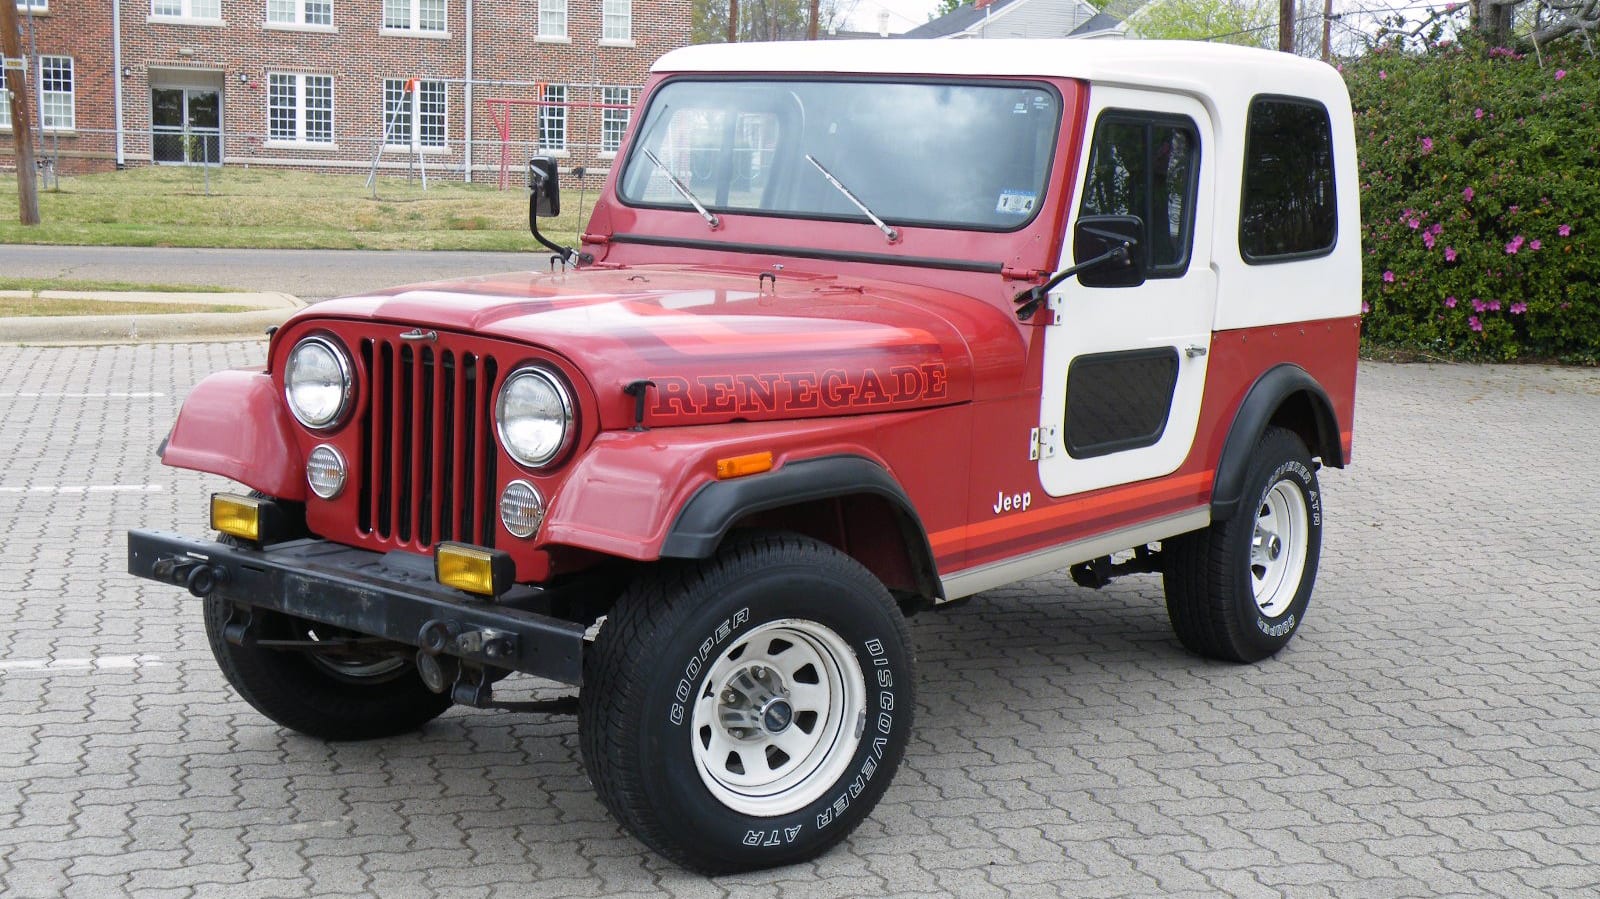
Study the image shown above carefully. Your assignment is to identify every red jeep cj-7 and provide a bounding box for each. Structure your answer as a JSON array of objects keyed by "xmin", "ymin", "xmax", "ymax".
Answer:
[{"xmin": 129, "ymin": 39, "xmax": 1360, "ymax": 872}]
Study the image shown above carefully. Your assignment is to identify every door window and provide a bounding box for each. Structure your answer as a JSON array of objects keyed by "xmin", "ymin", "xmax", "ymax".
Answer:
[{"xmin": 1078, "ymin": 112, "xmax": 1200, "ymax": 277}]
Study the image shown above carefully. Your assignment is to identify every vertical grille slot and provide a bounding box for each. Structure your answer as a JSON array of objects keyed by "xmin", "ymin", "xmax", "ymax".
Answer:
[{"xmin": 356, "ymin": 336, "xmax": 497, "ymax": 550}]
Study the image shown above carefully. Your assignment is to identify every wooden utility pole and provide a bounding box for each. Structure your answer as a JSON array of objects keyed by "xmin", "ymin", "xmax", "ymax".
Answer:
[
  {"xmin": 1278, "ymin": 0, "xmax": 1295, "ymax": 52},
  {"xmin": 807, "ymin": 0, "xmax": 819, "ymax": 39},
  {"xmin": 0, "ymin": 0, "xmax": 40, "ymax": 225},
  {"xmin": 728, "ymin": 0, "xmax": 739, "ymax": 42},
  {"xmin": 1321, "ymin": 0, "xmax": 1333, "ymax": 61}
]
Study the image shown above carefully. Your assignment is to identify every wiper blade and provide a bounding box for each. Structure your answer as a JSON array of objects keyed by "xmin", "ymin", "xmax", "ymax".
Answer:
[
  {"xmin": 641, "ymin": 148, "xmax": 719, "ymax": 230},
  {"xmin": 805, "ymin": 154, "xmax": 899, "ymax": 244}
]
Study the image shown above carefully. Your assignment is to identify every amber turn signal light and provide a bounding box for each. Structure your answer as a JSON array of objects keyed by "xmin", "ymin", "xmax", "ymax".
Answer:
[
  {"xmin": 435, "ymin": 542, "xmax": 515, "ymax": 597},
  {"xmin": 210, "ymin": 493, "xmax": 265, "ymax": 542},
  {"xmin": 715, "ymin": 451, "xmax": 774, "ymax": 480}
]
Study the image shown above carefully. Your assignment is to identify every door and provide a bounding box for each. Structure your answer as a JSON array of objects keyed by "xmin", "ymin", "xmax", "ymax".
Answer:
[
  {"xmin": 1037, "ymin": 87, "xmax": 1216, "ymax": 497},
  {"xmin": 152, "ymin": 88, "xmax": 221, "ymax": 164}
]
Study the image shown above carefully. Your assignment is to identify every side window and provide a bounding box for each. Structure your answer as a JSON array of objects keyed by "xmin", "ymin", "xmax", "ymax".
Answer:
[
  {"xmin": 1239, "ymin": 96, "xmax": 1336, "ymax": 262},
  {"xmin": 1078, "ymin": 112, "xmax": 1199, "ymax": 277}
]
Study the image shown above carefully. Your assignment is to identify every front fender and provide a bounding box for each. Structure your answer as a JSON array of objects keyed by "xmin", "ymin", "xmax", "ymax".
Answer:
[{"xmin": 160, "ymin": 369, "xmax": 306, "ymax": 501}]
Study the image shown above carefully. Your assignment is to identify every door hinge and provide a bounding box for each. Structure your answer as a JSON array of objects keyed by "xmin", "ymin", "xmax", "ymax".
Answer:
[{"xmin": 1029, "ymin": 426, "xmax": 1057, "ymax": 461}]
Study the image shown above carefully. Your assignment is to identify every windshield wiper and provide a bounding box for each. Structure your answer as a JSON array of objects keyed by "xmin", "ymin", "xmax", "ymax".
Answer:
[
  {"xmin": 641, "ymin": 148, "xmax": 719, "ymax": 230},
  {"xmin": 805, "ymin": 154, "xmax": 899, "ymax": 244}
]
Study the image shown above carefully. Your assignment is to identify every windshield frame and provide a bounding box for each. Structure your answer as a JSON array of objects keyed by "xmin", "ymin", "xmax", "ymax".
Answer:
[{"xmin": 615, "ymin": 74, "xmax": 1064, "ymax": 235}]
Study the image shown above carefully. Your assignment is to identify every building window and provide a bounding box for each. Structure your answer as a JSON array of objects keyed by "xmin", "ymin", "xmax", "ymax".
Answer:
[
  {"xmin": 1239, "ymin": 96, "xmax": 1336, "ymax": 262},
  {"xmin": 269, "ymin": 73, "xmax": 333, "ymax": 143},
  {"xmin": 153, "ymin": 0, "xmax": 222, "ymax": 18},
  {"xmin": 602, "ymin": 0, "xmax": 630, "ymax": 41},
  {"xmin": 38, "ymin": 56, "xmax": 73, "ymax": 131},
  {"xmin": 268, "ymin": 0, "xmax": 333, "ymax": 26},
  {"xmin": 383, "ymin": 78, "xmax": 446, "ymax": 148},
  {"xmin": 601, "ymin": 86, "xmax": 631, "ymax": 153},
  {"xmin": 538, "ymin": 84, "xmax": 566, "ymax": 152},
  {"xmin": 383, "ymin": 0, "xmax": 445, "ymax": 31},
  {"xmin": 0, "ymin": 55, "xmax": 10, "ymax": 130},
  {"xmin": 17, "ymin": 0, "xmax": 48, "ymax": 12},
  {"xmin": 538, "ymin": 0, "xmax": 566, "ymax": 38}
]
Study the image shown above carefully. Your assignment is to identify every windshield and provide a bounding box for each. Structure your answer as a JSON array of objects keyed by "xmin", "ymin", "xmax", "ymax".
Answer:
[{"xmin": 618, "ymin": 79, "xmax": 1061, "ymax": 232}]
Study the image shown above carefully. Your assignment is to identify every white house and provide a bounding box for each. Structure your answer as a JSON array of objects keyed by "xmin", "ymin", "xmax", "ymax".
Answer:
[{"xmin": 902, "ymin": 0, "xmax": 1128, "ymax": 40}]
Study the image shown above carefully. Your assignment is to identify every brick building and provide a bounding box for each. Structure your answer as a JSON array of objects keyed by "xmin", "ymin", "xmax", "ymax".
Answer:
[{"xmin": 1, "ymin": 0, "xmax": 691, "ymax": 177}]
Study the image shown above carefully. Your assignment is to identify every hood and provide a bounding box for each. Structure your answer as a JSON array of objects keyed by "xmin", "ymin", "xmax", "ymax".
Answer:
[{"xmin": 290, "ymin": 265, "xmax": 1012, "ymax": 430}]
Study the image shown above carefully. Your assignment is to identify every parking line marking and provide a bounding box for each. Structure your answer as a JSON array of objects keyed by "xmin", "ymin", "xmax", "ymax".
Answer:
[
  {"xmin": 0, "ymin": 392, "xmax": 167, "ymax": 398},
  {"xmin": 0, "ymin": 655, "xmax": 165, "ymax": 673}
]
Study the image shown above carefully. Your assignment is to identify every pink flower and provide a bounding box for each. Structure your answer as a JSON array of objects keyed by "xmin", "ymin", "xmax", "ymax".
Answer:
[
  {"xmin": 1469, "ymin": 316, "xmax": 1483, "ymax": 332},
  {"xmin": 1408, "ymin": 218, "xmax": 1421, "ymax": 230},
  {"xmin": 1530, "ymin": 239, "xmax": 1542, "ymax": 251},
  {"xmin": 1471, "ymin": 298, "xmax": 1487, "ymax": 313},
  {"xmin": 1444, "ymin": 296, "xmax": 1457, "ymax": 308},
  {"xmin": 1421, "ymin": 137, "xmax": 1434, "ymax": 154},
  {"xmin": 1505, "ymin": 235, "xmax": 1526, "ymax": 254},
  {"xmin": 1361, "ymin": 301, "xmax": 1371, "ymax": 313},
  {"xmin": 1383, "ymin": 270, "xmax": 1396, "ymax": 283},
  {"xmin": 1444, "ymin": 247, "xmax": 1458, "ymax": 262},
  {"xmin": 1559, "ymin": 224, "xmax": 1572, "ymax": 237},
  {"xmin": 1487, "ymin": 300, "xmax": 1502, "ymax": 311},
  {"xmin": 1509, "ymin": 205, "xmax": 1519, "ymax": 214},
  {"xmin": 1463, "ymin": 187, "xmax": 1475, "ymax": 202},
  {"xmin": 1428, "ymin": 223, "xmax": 1444, "ymax": 237},
  {"xmin": 1510, "ymin": 302, "xmax": 1527, "ymax": 314},
  {"xmin": 1556, "ymin": 69, "xmax": 1568, "ymax": 80},
  {"xmin": 1423, "ymin": 232, "xmax": 1436, "ymax": 249},
  {"xmin": 1474, "ymin": 107, "xmax": 1485, "ymax": 119},
  {"xmin": 1380, "ymin": 70, "xmax": 1388, "ymax": 80}
]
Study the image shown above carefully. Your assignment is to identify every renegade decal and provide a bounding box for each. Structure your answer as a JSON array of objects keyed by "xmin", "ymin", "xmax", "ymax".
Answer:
[{"xmin": 649, "ymin": 363, "xmax": 948, "ymax": 417}]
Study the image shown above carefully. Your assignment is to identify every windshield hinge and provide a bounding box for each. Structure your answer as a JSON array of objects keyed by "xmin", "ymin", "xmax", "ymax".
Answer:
[
  {"xmin": 1002, "ymin": 265, "xmax": 1050, "ymax": 282},
  {"xmin": 1029, "ymin": 426, "xmax": 1057, "ymax": 461}
]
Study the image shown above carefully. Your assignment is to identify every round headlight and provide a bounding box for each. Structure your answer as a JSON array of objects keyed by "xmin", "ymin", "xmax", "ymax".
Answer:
[
  {"xmin": 500, "ymin": 480, "xmax": 546, "ymax": 538},
  {"xmin": 285, "ymin": 336, "xmax": 353, "ymax": 430},
  {"xmin": 495, "ymin": 367, "xmax": 573, "ymax": 467},
  {"xmin": 306, "ymin": 444, "xmax": 348, "ymax": 500}
]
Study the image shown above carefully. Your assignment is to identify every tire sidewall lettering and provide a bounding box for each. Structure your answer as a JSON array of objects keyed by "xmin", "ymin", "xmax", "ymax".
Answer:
[{"xmin": 1247, "ymin": 451, "xmax": 1321, "ymax": 642}]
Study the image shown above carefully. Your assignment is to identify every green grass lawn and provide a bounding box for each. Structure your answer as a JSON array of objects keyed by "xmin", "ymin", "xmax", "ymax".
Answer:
[
  {"xmin": 0, "ymin": 298, "xmax": 253, "ymax": 316},
  {"xmin": 0, "ymin": 167, "xmax": 596, "ymax": 251}
]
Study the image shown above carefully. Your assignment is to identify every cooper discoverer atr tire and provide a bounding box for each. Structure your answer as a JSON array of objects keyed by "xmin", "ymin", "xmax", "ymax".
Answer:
[
  {"xmin": 1163, "ymin": 425, "xmax": 1322, "ymax": 663},
  {"xmin": 579, "ymin": 532, "xmax": 915, "ymax": 873},
  {"xmin": 202, "ymin": 595, "xmax": 453, "ymax": 741}
]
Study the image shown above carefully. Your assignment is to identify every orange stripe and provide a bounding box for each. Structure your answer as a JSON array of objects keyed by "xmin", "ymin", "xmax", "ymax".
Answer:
[{"xmin": 928, "ymin": 471, "xmax": 1213, "ymax": 551}]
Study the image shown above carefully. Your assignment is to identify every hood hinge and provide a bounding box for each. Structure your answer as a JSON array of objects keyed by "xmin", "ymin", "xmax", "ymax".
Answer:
[{"xmin": 1001, "ymin": 265, "xmax": 1050, "ymax": 282}]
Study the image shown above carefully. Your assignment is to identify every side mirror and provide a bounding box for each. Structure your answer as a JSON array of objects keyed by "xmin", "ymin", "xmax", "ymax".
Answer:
[
  {"xmin": 528, "ymin": 157, "xmax": 561, "ymax": 218},
  {"xmin": 1073, "ymin": 215, "xmax": 1147, "ymax": 288}
]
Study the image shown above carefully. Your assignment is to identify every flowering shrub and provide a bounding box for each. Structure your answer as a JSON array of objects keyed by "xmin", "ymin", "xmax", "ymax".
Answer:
[{"xmin": 1345, "ymin": 41, "xmax": 1600, "ymax": 362}]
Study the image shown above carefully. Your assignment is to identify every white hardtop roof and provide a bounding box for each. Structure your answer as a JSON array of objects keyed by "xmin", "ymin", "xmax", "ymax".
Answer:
[{"xmin": 652, "ymin": 39, "xmax": 1345, "ymax": 101}]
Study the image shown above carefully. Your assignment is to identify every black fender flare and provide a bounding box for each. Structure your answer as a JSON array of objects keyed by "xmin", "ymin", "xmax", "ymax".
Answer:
[
  {"xmin": 660, "ymin": 455, "xmax": 942, "ymax": 601},
  {"xmin": 1212, "ymin": 364, "xmax": 1342, "ymax": 521}
]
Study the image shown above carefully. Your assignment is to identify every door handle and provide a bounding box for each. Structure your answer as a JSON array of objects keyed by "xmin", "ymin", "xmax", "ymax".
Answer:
[{"xmin": 1185, "ymin": 344, "xmax": 1208, "ymax": 358}]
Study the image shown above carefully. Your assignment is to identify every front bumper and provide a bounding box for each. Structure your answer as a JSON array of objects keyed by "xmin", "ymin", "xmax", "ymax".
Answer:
[{"xmin": 127, "ymin": 530, "xmax": 586, "ymax": 684}]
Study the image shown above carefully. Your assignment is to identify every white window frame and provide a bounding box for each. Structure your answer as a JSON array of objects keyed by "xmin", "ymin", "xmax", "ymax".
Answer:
[
  {"xmin": 601, "ymin": 0, "xmax": 632, "ymax": 44},
  {"xmin": 537, "ymin": 0, "xmax": 567, "ymax": 40},
  {"xmin": 17, "ymin": 0, "xmax": 49, "ymax": 13},
  {"xmin": 383, "ymin": 77, "xmax": 447, "ymax": 151},
  {"xmin": 267, "ymin": 0, "xmax": 334, "ymax": 28},
  {"xmin": 538, "ymin": 84, "xmax": 566, "ymax": 154},
  {"xmin": 0, "ymin": 55, "xmax": 11, "ymax": 131},
  {"xmin": 150, "ymin": 0, "xmax": 223, "ymax": 22},
  {"xmin": 601, "ymin": 86, "xmax": 631, "ymax": 155},
  {"xmin": 38, "ymin": 55, "xmax": 73, "ymax": 132},
  {"xmin": 382, "ymin": 0, "xmax": 447, "ymax": 34},
  {"xmin": 268, "ymin": 72, "xmax": 334, "ymax": 146}
]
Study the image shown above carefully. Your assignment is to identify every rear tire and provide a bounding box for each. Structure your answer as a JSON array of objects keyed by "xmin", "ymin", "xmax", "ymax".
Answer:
[
  {"xmin": 579, "ymin": 532, "xmax": 915, "ymax": 873},
  {"xmin": 1163, "ymin": 426, "xmax": 1322, "ymax": 662}
]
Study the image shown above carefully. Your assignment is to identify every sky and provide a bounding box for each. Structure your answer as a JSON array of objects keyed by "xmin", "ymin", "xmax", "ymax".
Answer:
[{"xmin": 840, "ymin": 0, "xmax": 945, "ymax": 34}]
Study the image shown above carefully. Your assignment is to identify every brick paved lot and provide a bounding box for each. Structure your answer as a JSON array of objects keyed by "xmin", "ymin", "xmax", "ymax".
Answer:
[{"xmin": 2, "ymin": 343, "xmax": 1598, "ymax": 898}]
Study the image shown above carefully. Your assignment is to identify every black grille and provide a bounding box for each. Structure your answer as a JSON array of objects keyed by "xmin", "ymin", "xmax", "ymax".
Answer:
[{"xmin": 357, "ymin": 339, "xmax": 499, "ymax": 549}]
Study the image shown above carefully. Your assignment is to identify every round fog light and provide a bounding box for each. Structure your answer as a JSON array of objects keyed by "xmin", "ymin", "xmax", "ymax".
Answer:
[
  {"xmin": 306, "ymin": 444, "xmax": 348, "ymax": 499},
  {"xmin": 499, "ymin": 480, "xmax": 545, "ymax": 538}
]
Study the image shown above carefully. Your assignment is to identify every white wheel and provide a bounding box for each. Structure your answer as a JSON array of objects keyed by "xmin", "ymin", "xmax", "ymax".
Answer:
[
  {"xmin": 689, "ymin": 619, "xmax": 866, "ymax": 817},
  {"xmin": 1250, "ymin": 479, "xmax": 1309, "ymax": 617}
]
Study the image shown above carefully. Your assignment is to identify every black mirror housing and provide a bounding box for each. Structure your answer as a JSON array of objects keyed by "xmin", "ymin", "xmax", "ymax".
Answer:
[
  {"xmin": 1073, "ymin": 215, "xmax": 1147, "ymax": 288},
  {"xmin": 528, "ymin": 157, "xmax": 561, "ymax": 218}
]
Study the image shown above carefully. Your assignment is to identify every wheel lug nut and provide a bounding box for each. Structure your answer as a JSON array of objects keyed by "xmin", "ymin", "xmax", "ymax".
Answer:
[
  {"xmin": 752, "ymin": 666, "xmax": 765, "ymax": 679},
  {"xmin": 723, "ymin": 690, "xmax": 737, "ymax": 703}
]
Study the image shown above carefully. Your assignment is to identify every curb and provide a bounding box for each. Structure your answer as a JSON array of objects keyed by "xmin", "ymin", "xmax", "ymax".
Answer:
[{"xmin": 0, "ymin": 291, "xmax": 306, "ymax": 345}]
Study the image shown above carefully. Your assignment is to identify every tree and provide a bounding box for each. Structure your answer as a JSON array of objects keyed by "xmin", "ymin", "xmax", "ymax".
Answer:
[
  {"xmin": 1128, "ymin": 0, "xmax": 1277, "ymax": 48},
  {"xmin": 694, "ymin": 0, "xmax": 850, "ymax": 43}
]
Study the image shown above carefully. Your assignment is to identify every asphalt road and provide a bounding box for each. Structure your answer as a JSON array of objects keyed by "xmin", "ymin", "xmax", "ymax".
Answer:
[
  {"xmin": 0, "ymin": 245, "xmax": 546, "ymax": 300},
  {"xmin": 3, "ymin": 347, "xmax": 1600, "ymax": 897}
]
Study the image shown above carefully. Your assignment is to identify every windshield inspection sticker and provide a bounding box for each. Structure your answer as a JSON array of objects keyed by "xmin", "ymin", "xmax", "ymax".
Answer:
[{"xmin": 995, "ymin": 191, "xmax": 1037, "ymax": 215}]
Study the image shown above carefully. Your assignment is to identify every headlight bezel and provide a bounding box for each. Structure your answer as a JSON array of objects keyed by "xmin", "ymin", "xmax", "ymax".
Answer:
[
  {"xmin": 495, "ymin": 365, "xmax": 576, "ymax": 469},
  {"xmin": 284, "ymin": 335, "xmax": 355, "ymax": 432}
]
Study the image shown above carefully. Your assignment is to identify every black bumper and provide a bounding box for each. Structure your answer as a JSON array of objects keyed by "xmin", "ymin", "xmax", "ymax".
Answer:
[{"xmin": 127, "ymin": 530, "xmax": 586, "ymax": 685}]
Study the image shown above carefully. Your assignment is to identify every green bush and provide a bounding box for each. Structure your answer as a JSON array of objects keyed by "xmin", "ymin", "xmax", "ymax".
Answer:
[{"xmin": 1345, "ymin": 41, "xmax": 1600, "ymax": 362}]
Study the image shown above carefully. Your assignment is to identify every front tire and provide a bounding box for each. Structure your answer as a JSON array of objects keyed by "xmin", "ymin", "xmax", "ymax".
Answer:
[
  {"xmin": 203, "ymin": 596, "xmax": 453, "ymax": 740},
  {"xmin": 1163, "ymin": 426, "xmax": 1323, "ymax": 662},
  {"xmin": 579, "ymin": 532, "xmax": 915, "ymax": 873}
]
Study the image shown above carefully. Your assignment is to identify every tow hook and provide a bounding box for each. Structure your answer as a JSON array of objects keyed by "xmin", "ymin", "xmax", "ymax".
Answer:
[
  {"xmin": 150, "ymin": 555, "xmax": 229, "ymax": 598},
  {"xmin": 415, "ymin": 617, "xmax": 576, "ymax": 714}
]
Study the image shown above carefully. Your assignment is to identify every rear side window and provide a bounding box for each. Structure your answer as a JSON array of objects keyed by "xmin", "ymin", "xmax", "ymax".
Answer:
[
  {"xmin": 1078, "ymin": 112, "xmax": 1200, "ymax": 277},
  {"xmin": 1239, "ymin": 96, "xmax": 1336, "ymax": 262}
]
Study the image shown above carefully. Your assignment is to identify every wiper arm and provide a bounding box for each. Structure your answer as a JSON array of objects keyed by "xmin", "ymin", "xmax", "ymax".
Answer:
[
  {"xmin": 641, "ymin": 148, "xmax": 719, "ymax": 230},
  {"xmin": 805, "ymin": 154, "xmax": 899, "ymax": 244}
]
